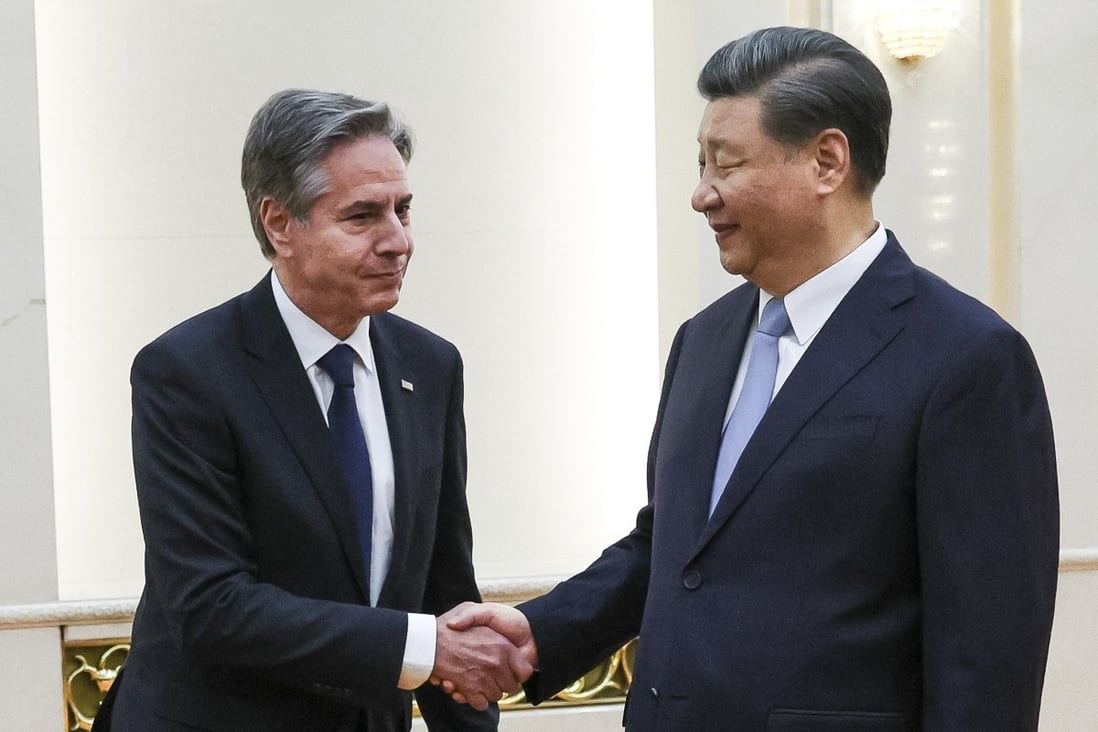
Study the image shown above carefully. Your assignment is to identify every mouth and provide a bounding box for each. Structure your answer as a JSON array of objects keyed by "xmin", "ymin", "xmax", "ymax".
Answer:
[
  {"xmin": 710, "ymin": 223, "xmax": 738, "ymax": 242},
  {"xmin": 365, "ymin": 271, "xmax": 405, "ymax": 287},
  {"xmin": 372, "ymin": 263, "xmax": 407, "ymax": 278}
]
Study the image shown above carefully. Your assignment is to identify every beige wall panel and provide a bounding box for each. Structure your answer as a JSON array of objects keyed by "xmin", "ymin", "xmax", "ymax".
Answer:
[
  {"xmin": 0, "ymin": 628, "xmax": 64, "ymax": 732},
  {"xmin": 1041, "ymin": 570, "xmax": 1098, "ymax": 731},
  {"xmin": 1017, "ymin": 1, "xmax": 1098, "ymax": 723},
  {"xmin": 1018, "ymin": 0, "xmax": 1098, "ymax": 551},
  {"xmin": 0, "ymin": 0, "xmax": 57, "ymax": 606},
  {"xmin": 414, "ymin": 705, "xmax": 623, "ymax": 732}
]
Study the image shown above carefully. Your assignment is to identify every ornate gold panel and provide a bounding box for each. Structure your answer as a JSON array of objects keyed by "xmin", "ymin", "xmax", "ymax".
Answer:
[
  {"xmin": 61, "ymin": 635, "xmax": 634, "ymax": 727},
  {"xmin": 62, "ymin": 640, "xmax": 129, "ymax": 731},
  {"xmin": 498, "ymin": 638, "xmax": 636, "ymax": 710}
]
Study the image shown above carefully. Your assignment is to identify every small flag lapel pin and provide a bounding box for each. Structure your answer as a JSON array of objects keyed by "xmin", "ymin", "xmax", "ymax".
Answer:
[{"xmin": 401, "ymin": 379, "xmax": 414, "ymax": 392}]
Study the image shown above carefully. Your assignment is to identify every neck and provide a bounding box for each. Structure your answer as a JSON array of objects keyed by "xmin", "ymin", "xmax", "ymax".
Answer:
[
  {"xmin": 762, "ymin": 201, "xmax": 876, "ymax": 297},
  {"xmin": 272, "ymin": 265, "xmax": 362, "ymax": 341}
]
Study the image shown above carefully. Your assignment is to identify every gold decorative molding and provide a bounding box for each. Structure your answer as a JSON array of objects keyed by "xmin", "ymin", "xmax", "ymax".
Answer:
[
  {"xmin": 58, "ymin": 632, "xmax": 632, "ymax": 728},
  {"xmin": 500, "ymin": 638, "xmax": 636, "ymax": 710},
  {"xmin": 63, "ymin": 640, "xmax": 128, "ymax": 731}
]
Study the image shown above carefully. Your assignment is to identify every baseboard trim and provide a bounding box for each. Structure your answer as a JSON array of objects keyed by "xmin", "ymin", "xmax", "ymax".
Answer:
[{"xmin": 3, "ymin": 553, "xmax": 1096, "ymax": 631}]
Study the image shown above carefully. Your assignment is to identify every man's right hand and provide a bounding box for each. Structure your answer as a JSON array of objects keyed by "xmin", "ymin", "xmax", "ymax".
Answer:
[
  {"xmin": 432, "ymin": 602, "xmax": 539, "ymax": 706},
  {"xmin": 432, "ymin": 609, "xmax": 534, "ymax": 711}
]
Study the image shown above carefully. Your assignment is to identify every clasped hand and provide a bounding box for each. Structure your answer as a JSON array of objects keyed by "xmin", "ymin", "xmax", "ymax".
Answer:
[{"xmin": 430, "ymin": 602, "xmax": 539, "ymax": 711}]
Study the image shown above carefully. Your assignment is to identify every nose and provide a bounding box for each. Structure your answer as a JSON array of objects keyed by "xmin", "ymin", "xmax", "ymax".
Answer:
[
  {"xmin": 376, "ymin": 212, "xmax": 412, "ymax": 256},
  {"xmin": 691, "ymin": 172, "xmax": 720, "ymax": 215}
]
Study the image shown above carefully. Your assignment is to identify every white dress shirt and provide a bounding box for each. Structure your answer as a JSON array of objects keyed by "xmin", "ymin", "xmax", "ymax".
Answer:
[
  {"xmin": 271, "ymin": 271, "xmax": 435, "ymax": 689},
  {"xmin": 723, "ymin": 223, "xmax": 889, "ymax": 426}
]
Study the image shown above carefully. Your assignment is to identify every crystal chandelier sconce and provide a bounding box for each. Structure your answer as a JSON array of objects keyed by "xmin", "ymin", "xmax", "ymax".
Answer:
[{"xmin": 875, "ymin": 0, "xmax": 961, "ymax": 63}]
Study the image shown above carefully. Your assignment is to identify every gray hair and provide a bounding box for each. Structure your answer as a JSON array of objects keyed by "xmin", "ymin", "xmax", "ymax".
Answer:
[
  {"xmin": 698, "ymin": 26, "xmax": 891, "ymax": 195},
  {"xmin": 241, "ymin": 89, "xmax": 414, "ymax": 258}
]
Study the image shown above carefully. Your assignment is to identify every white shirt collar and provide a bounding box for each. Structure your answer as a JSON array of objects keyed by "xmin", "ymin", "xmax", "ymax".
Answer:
[
  {"xmin": 269, "ymin": 270, "xmax": 376, "ymax": 373},
  {"xmin": 759, "ymin": 223, "xmax": 888, "ymax": 345}
]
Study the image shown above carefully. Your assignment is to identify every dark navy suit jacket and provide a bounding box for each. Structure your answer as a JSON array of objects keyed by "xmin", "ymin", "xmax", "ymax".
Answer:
[
  {"xmin": 521, "ymin": 234, "xmax": 1059, "ymax": 731},
  {"xmin": 100, "ymin": 275, "xmax": 496, "ymax": 732}
]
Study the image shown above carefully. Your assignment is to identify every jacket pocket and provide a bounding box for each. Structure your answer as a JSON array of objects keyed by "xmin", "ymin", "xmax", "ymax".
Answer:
[
  {"xmin": 768, "ymin": 708, "xmax": 910, "ymax": 731},
  {"xmin": 800, "ymin": 415, "xmax": 879, "ymax": 440}
]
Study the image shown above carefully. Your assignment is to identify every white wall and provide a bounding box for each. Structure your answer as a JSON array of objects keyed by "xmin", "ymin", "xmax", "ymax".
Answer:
[
  {"xmin": 1018, "ymin": 0, "xmax": 1098, "ymax": 559},
  {"xmin": 1018, "ymin": 1, "xmax": 1098, "ymax": 728},
  {"xmin": 35, "ymin": 0, "xmax": 659, "ymax": 599}
]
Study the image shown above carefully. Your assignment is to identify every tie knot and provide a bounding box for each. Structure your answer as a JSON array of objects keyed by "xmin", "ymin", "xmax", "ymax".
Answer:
[
  {"xmin": 758, "ymin": 298, "xmax": 790, "ymax": 338},
  {"xmin": 317, "ymin": 344, "xmax": 357, "ymax": 387}
]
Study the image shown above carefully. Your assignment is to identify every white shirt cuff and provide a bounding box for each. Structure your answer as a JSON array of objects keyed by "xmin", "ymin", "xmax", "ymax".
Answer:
[{"xmin": 397, "ymin": 612, "xmax": 437, "ymax": 690}]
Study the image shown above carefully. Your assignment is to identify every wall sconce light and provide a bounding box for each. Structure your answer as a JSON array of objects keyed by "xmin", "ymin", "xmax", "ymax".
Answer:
[{"xmin": 875, "ymin": 1, "xmax": 961, "ymax": 63}]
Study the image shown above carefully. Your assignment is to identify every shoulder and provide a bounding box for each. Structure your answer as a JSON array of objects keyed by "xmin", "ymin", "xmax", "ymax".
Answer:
[
  {"xmin": 371, "ymin": 311, "xmax": 461, "ymax": 363},
  {"xmin": 907, "ymin": 264, "xmax": 1021, "ymax": 345},
  {"xmin": 890, "ymin": 264, "xmax": 1045, "ymax": 397},
  {"xmin": 873, "ymin": 233, "xmax": 1016, "ymax": 342},
  {"xmin": 131, "ymin": 291, "xmax": 250, "ymax": 380}
]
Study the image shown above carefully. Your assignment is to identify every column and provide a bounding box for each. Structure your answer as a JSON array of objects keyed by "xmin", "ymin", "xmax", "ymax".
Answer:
[{"xmin": 0, "ymin": 1, "xmax": 64, "ymax": 729}]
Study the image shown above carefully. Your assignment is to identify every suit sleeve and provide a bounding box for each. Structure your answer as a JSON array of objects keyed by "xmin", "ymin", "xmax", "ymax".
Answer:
[
  {"xmin": 412, "ymin": 350, "xmax": 500, "ymax": 730},
  {"xmin": 131, "ymin": 339, "xmax": 408, "ymax": 709},
  {"xmin": 916, "ymin": 326, "xmax": 1059, "ymax": 730},
  {"xmin": 517, "ymin": 320, "xmax": 690, "ymax": 703}
]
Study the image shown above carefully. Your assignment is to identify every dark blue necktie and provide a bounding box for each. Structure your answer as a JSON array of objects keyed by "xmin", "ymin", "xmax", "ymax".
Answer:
[
  {"xmin": 709, "ymin": 297, "xmax": 791, "ymax": 516},
  {"xmin": 316, "ymin": 344, "xmax": 373, "ymax": 591}
]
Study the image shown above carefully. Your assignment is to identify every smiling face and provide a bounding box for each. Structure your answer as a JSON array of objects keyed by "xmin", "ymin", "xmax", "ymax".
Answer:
[
  {"xmin": 265, "ymin": 134, "xmax": 414, "ymax": 339},
  {"xmin": 691, "ymin": 95, "xmax": 827, "ymax": 295}
]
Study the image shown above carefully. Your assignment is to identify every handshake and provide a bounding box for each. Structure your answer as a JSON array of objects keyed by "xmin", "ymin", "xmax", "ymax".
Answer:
[{"xmin": 430, "ymin": 602, "xmax": 539, "ymax": 711}]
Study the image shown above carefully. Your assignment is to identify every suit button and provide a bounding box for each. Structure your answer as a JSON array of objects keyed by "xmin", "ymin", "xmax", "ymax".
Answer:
[
  {"xmin": 649, "ymin": 687, "xmax": 659, "ymax": 699},
  {"xmin": 683, "ymin": 570, "xmax": 702, "ymax": 589}
]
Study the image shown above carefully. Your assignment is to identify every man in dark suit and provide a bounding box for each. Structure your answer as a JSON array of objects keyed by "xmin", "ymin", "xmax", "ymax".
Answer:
[
  {"xmin": 95, "ymin": 90, "xmax": 529, "ymax": 732},
  {"xmin": 441, "ymin": 26, "xmax": 1060, "ymax": 730}
]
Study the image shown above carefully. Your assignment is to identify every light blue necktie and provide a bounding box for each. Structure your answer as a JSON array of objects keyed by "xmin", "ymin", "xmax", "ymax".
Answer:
[
  {"xmin": 317, "ymin": 344, "xmax": 374, "ymax": 590},
  {"xmin": 709, "ymin": 297, "xmax": 791, "ymax": 517}
]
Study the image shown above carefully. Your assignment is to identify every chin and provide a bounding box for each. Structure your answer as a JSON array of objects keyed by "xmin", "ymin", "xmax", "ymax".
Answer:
[
  {"xmin": 365, "ymin": 292, "xmax": 401, "ymax": 315},
  {"xmin": 719, "ymin": 256, "xmax": 746, "ymax": 277}
]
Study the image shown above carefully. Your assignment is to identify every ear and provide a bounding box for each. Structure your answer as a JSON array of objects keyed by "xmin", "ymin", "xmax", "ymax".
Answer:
[
  {"xmin": 259, "ymin": 197, "xmax": 296, "ymax": 258},
  {"xmin": 812, "ymin": 128, "xmax": 852, "ymax": 196}
]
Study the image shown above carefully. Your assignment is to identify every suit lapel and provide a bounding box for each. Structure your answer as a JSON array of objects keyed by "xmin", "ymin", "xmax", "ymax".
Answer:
[
  {"xmin": 239, "ymin": 275, "xmax": 372, "ymax": 602},
  {"xmin": 369, "ymin": 314, "xmax": 420, "ymax": 606},
  {"xmin": 667, "ymin": 286, "xmax": 758, "ymax": 542},
  {"xmin": 695, "ymin": 237, "xmax": 916, "ymax": 555}
]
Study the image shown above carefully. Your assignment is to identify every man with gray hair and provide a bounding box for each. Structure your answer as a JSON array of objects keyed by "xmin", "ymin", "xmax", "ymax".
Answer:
[
  {"xmin": 441, "ymin": 26, "xmax": 1059, "ymax": 730},
  {"xmin": 93, "ymin": 89, "xmax": 525, "ymax": 731}
]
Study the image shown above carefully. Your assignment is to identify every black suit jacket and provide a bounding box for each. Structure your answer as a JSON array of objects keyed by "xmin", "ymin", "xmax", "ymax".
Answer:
[
  {"xmin": 99, "ymin": 275, "xmax": 496, "ymax": 732},
  {"xmin": 520, "ymin": 234, "xmax": 1059, "ymax": 731}
]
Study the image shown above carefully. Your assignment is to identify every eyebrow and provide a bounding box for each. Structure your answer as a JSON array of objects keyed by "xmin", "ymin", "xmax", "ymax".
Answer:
[{"xmin": 338, "ymin": 193, "xmax": 413, "ymax": 216}]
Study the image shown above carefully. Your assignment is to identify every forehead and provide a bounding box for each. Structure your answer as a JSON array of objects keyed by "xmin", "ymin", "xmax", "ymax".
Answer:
[
  {"xmin": 322, "ymin": 134, "xmax": 409, "ymax": 190},
  {"xmin": 697, "ymin": 95, "xmax": 765, "ymax": 148}
]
